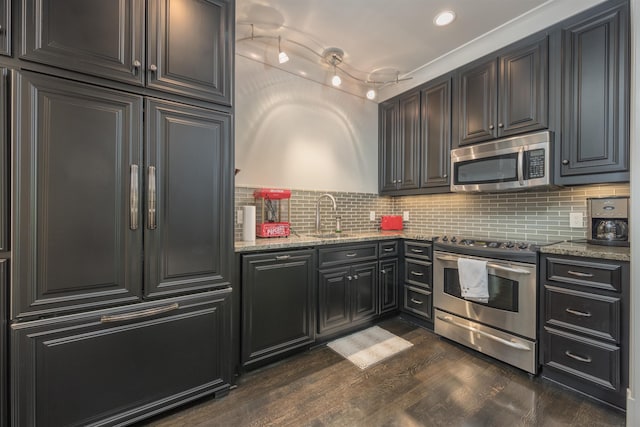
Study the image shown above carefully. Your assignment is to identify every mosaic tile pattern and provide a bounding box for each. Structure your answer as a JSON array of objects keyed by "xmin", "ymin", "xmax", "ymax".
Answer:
[{"xmin": 235, "ymin": 183, "xmax": 630, "ymax": 244}]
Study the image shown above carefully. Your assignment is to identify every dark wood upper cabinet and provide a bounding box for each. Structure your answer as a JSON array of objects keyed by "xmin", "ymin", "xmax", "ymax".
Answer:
[
  {"xmin": 12, "ymin": 71, "xmax": 144, "ymax": 320},
  {"xmin": 455, "ymin": 35, "xmax": 548, "ymax": 146},
  {"xmin": 147, "ymin": 0, "xmax": 232, "ymax": 104},
  {"xmin": 20, "ymin": 0, "xmax": 146, "ymax": 86},
  {"xmin": 558, "ymin": 1, "xmax": 629, "ymax": 184},
  {"xmin": 379, "ymin": 101, "xmax": 398, "ymax": 193},
  {"xmin": 420, "ymin": 76, "xmax": 451, "ymax": 189},
  {"xmin": 20, "ymin": 0, "xmax": 233, "ymax": 105},
  {"xmin": 0, "ymin": 0, "xmax": 10, "ymax": 56},
  {"xmin": 144, "ymin": 98, "xmax": 232, "ymax": 298}
]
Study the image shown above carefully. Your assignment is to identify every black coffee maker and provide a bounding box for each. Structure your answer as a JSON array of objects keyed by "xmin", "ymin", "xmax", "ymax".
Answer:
[{"xmin": 587, "ymin": 196, "xmax": 630, "ymax": 247}]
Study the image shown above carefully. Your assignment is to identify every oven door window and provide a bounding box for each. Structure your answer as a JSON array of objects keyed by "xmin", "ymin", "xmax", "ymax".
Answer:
[
  {"xmin": 443, "ymin": 268, "xmax": 519, "ymax": 312},
  {"xmin": 454, "ymin": 153, "xmax": 518, "ymax": 185}
]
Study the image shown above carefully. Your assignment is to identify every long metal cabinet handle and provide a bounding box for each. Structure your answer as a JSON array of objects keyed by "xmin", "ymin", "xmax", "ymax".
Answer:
[
  {"xmin": 275, "ymin": 255, "xmax": 291, "ymax": 260},
  {"xmin": 130, "ymin": 165, "xmax": 139, "ymax": 230},
  {"xmin": 411, "ymin": 248, "xmax": 424, "ymax": 254},
  {"xmin": 410, "ymin": 271, "xmax": 424, "ymax": 276},
  {"xmin": 148, "ymin": 166, "xmax": 157, "ymax": 229},
  {"xmin": 436, "ymin": 315, "xmax": 532, "ymax": 351},
  {"xmin": 100, "ymin": 303, "xmax": 179, "ymax": 323},
  {"xmin": 567, "ymin": 270, "xmax": 594, "ymax": 278},
  {"xmin": 565, "ymin": 308, "xmax": 592, "ymax": 317},
  {"xmin": 345, "ymin": 252, "xmax": 357, "ymax": 257},
  {"xmin": 517, "ymin": 146, "xmax": 524, "ymax": 186},
  {"xmin": 436, "ymin": 255, "xmax": 459, "ymax": 262},
  {"xmin": 565, "ymin": 350, "xmax": 592, "ymax": 363},
  {"xmin": 410, "ymin": 298, "xmax": 423, "ymax": 305}
]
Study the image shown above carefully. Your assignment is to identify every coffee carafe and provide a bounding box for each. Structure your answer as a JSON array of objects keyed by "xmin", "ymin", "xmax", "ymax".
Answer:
[{"xmin": 587, "ymin": 197, "xmax": 630, "ymax": 247}]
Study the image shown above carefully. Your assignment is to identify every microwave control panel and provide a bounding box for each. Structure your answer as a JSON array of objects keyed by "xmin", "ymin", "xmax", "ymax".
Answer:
[{"xmin": 525, "ymin": 149, "xmax": 545, "ymax": 179}]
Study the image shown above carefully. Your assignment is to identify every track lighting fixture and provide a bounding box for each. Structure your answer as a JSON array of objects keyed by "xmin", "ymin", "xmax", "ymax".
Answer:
[
  {"xmin": 278, "ymin": 36, "xmax": 289, "ymax": 64},
  {"xmin": 238, "ymin": 24, "xmax": 412, "ymax": 100}
]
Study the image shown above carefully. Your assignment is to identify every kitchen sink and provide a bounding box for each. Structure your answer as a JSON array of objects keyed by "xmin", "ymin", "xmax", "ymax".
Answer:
[{"xmin": 308, "ymin": 233, "xmax": 351, "ymax": 239}]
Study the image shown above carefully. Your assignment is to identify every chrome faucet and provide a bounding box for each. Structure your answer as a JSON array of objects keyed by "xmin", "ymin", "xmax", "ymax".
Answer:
[{"xmin": 315, "ymin": 193, "xmax": 337, "ymax": 234}]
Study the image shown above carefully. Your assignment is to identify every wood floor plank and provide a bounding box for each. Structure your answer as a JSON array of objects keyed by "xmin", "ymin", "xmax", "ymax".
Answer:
[{"xmin": 142, "ymin": 317, "xmax": 625, "ymax": 427}]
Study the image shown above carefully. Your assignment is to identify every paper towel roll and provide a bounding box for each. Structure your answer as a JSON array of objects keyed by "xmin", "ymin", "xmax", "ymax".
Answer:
[{"xmin": 242, "ymin": 205, "xmax": 256, "ymax": 242}]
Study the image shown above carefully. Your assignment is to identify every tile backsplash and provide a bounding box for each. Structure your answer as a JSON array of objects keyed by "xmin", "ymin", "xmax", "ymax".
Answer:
[{"xmin": 235, "ymin": 184, "xmax": 630, "ymax": 244}]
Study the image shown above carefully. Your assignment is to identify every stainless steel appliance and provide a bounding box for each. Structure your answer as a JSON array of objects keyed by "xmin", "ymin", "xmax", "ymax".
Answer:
[
  {"xmin": 433, "ymin": 236, "xmax": 538, "ymax": 374},
  {"xmin": 587, "ymin": 196, "xmax": 630, "ymax": 247},
  {"xmin": 450, "ymin": 131, "xmax": 554, "ymax": 193}
]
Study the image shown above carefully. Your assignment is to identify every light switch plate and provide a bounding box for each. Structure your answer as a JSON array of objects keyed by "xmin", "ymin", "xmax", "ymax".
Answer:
[
  {"xmin": 237, "ymin": 209, "xmax": 243, "ymax": 225},
  {"xmin": 569, "ymin": 212, "xmax": 582, "ymax": 228},
  {"xmin": 369, "ymin": 211, "xmax": 376, "ymax": 221},
  {"xmin": 403, "ymin": 211, "xmax": 410, "ymax": 221}
]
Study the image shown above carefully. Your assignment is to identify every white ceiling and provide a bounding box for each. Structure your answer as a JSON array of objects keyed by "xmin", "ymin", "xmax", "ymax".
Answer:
[{"xmin": 235, "ymin": 0, "xmax": 604, "ymax": 101}]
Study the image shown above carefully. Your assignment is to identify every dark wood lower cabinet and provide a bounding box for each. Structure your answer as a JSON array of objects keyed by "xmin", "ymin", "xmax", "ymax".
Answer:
[
  {"xmin": 379, "ymin": 258, "xmax": 399, "ymax": 314},
  {"xmin": 0, "ymin": 259, "xmax": 7, "ymax": 427},
  {"xmin": 11, "ymin": 289, "xmax": 232, "ymax": 427},
  {"xmin": 241, "ymin": 250, "xmax": 315, "ymax": 369}
]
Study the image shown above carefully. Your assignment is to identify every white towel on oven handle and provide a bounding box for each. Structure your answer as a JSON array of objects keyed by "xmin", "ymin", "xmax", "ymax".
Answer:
[{"xmin": 457, "ymin": 258, "xmax": 489, "ymax": 303}]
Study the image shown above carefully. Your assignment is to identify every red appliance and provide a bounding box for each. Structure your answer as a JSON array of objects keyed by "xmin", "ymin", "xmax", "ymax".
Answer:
[
  {"xmin": 381, "ymin": 215, "xmax": 403, "ymax": 230},
  {"xmin": 254, "ymin": 189, "xmax": 291, "ymax": 238}
]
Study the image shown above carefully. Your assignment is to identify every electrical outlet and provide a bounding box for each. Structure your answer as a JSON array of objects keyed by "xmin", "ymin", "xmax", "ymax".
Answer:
[
  {"xmin": 237, "ymin": 209, "xmax": 243, "ymax": 225},
  {"xmin": 369, "ymin": 211, "xmax": 376, "ymax": 221},
  {"xmin": 403, "ymin": 211, "xmax": 410, "ymax": 221},
  {"xmin": 569, "ymin": 212, "xmax": 582, "ymax": 228}
]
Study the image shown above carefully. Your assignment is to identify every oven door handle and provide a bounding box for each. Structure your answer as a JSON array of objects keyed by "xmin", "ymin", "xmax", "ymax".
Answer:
[
  {"xmin": 436, "ymin": 255, "xmax": 530, "ymax": 275},
  {"xmin": 486, "ymin": 263, "xmax": 531, "ymax": 275},
  {"xmin": 436, "ymin": 315, "xmax": 532, "ymax": 351}
]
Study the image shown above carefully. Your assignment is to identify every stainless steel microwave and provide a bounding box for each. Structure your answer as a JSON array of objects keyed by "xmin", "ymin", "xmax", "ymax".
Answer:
[{"xmin": 450, "ymin": 131, "xmax": 555, "ymax": 192}]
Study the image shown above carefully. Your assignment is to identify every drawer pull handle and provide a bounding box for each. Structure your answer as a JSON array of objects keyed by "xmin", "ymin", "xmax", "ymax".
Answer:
[
  {"xmin": 275, "ymin": 255, "xmax": 291, "ymax": 260},
  {"xmin": 381, "ymin": 269, "xmax": 387, "ymax": 274},
  {"xmin": 565, "ymin": 350, "xmax": 592, "ymax": 363},
  {"xmin": 100, "ymin": 303, "xmax": 179, "ymax": 323},
  {"xmin": 410, "ymin": 298, "xmax": 423, "ymax": 305},
  {"xmin": 567, "ymin": 270, "xmax": 594, "ymax": 278},
  {"xmin": 411, "ymin": 249, "xmax": 424, "ymax": 254},
  {"xmin": 384, "ymin": 248, "xmax": 394, "ymax": 252},
  {"xmin": 410, "ymin": 271, "xmax": 424, "ymax": 277},
  {"xmin": 345, "ymin": 252, "xmax": 358, "ymax": 257},
  {"xmin": 565, "ymin": 308, "xmax": 592, "ymax": 318}
]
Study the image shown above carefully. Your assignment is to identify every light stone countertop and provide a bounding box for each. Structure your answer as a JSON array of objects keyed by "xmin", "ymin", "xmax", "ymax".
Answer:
[
  {"xmin": 539, "ymin": 241, "xmax": 630, "ymax": 262},
  {"xmin": 235, "ymin": 231, "xmax": 413, "ymax": 253}
]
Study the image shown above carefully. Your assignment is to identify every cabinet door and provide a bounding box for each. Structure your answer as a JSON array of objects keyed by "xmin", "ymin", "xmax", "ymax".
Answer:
[
  {"xmin": 11, "ymin": 290, "xmax": 231, "ymax": 427},
  {"xmin": 420, "ymin": 76, "xmax": 451, "ymax": 189},
  {"xmin": 397, "ymin": 92, "xmax": 421, "ymax": 191},
  {"xmin": 499, "ymin": 36, "xmax": 548, "ymax": 137},
  {"xmin": 318, "ymin": 267, "xmax": 351, "ymax": 334},
  {"xmin": 12, "ymin": 71, "xmax": 143, "ymax": 320},
  {"xmin": 241, "ymin": 250, "xmax": 315, "ymax": 368},
  {"xmin": 379, "ymin": 100, "xmax": 398, "ymax": 193},
  {"xmin": 20, "ymin": 0, "xmax": 145, "ymax": 85},
  {"xmin": 379, "ymin": 258, "xmax": 398, "ymax": 314},
  {"xmin": 147, "ymin": 0, "xmax": 233, "ymax": 104},
  {"xmin": 457, "ymin": 59, "xmax": 497, "ymax": 145},
  {"xmin": 559, "ymin": 3, "xmax": 629, "ymax": 181},
  {"xmin": 351, "ymin": 262, "xmax": 377, "ymax": 322},
  {"xmin": 0, "ymin": 69, "xmax": 6, "ymax": 252},
  {"xmin": 144, "ymin": 99, "xmax": 232, "ymax": 298},
  {"xmin": 0, "ymin": 0, "xmax": 10, "ymax": 56},
  {"xmin": 0, "ymin": 260, "xmax": 7, "ymax": 427}
]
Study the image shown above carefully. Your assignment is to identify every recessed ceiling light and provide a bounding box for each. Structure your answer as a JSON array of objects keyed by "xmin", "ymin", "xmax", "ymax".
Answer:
[{"xmin": 434, "ymin": 10, "xmax": 456, "ymax": 26}]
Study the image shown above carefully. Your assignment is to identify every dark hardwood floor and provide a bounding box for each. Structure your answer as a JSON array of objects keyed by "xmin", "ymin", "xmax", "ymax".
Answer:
[{"xmin": 143, "ymin": 317, "xmax": 625, "ymax": 426}]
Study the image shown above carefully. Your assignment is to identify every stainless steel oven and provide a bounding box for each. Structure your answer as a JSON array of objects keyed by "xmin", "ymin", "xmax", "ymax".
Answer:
[{"xmin": 433, "ymin": 237, "xmax": 538, "ymax": 374}]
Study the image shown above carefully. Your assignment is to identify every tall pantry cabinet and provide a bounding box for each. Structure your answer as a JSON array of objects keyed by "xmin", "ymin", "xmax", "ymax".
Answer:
[{"xmin": 5, "ymin": 1, "xmax": 235, "ymax": 426}]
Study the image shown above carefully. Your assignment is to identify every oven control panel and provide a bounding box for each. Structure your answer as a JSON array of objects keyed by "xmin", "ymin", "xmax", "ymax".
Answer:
[{"xmin": 433, "ymin": 236, "xmax": 537, "ymax": 263}]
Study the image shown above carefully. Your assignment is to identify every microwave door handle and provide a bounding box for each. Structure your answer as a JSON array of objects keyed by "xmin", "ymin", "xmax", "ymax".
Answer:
[{"xmin": 517, "ymin": 146, "xmax": 524, "ymax": 186}]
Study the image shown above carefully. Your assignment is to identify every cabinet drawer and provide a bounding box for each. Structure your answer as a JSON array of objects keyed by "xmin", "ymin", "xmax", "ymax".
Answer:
[
  {"xmin": 318, "ymin": 244, "xmax": 377, "ymax": 267},
  {"xmin": 544, "ymin": 327, "xmax": 620, "ymax": 392},
  {"xmin": 404, "ymin": 286, "xmax": 432, "ymax": 320},
  {"xmin": 379, "ymin": 240, "xmax": 399, "ymax": 258},
  {"xmin": 545, "ymin": 257, "xmax": 622, "ymax": 292},
  {"xmin": 544, "ymin": 285, "xmax": 620, "ymax": 342},
  {"xmin": 404, "ymin": 241, "xmax": 431, "ymax": 260},
  {"xmin": 405, "ymin": 259, "xmax": 432, "ymax": 288},
  {"xmin": 11, "ymin": 290, "xmax": 232, "ymax": 427}
]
